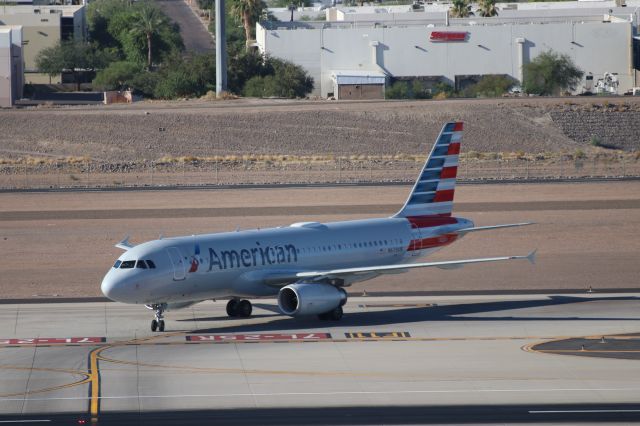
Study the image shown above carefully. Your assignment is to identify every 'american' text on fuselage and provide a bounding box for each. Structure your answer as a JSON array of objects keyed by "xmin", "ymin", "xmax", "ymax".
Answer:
[{"xmin": 207, "ymin": 243, "xmax": 298, "ymax": 271}]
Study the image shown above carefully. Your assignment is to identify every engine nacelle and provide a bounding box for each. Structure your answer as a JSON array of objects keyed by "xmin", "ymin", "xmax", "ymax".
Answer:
[{"xmin": 278, "ymin": 283, "xmax": 347, "ymax": 316}]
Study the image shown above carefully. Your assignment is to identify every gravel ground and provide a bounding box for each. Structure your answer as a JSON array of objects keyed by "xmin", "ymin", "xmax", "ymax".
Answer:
[{"xmin": 4, "ymin": 97, "xmax": 639, "ymax": 164}]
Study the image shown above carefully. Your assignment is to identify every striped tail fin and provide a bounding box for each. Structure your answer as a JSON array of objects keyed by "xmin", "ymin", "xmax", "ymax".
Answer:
[{"xmin": 394, "ymin": 121, "xmax": 462, "ymax": 218}]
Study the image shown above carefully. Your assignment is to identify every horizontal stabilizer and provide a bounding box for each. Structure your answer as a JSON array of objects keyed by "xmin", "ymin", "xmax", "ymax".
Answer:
[
  {"xmin": 115, "ymin": 236, "xmax": 135, "ymax": 251},
  {"xmin": 457, "ymin": 222, "xmax": 534, "ymax": 235}
]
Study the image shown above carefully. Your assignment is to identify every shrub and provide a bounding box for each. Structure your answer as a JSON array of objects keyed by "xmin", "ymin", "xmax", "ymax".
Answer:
[
  {"xmin": 241, "ymin": 58, "xmax": 313, "ymax": 98},
  {"xmin": 93, "ymin": 61, "xmax": 142, "ymax": 90},
  {"xmin": 385, "ymin": 81, "xmax": 410, "ymax": 99},
  {"xmin": 470, "ymin": 75, "xmax": 515, "ymax": 97},
  {"xmin": 432, "ymin": 82, "xmax": 454, "ymax": 99},
  {"xmin": 523, "ymin": 50, "xmax": 583, "ymax": 96}
]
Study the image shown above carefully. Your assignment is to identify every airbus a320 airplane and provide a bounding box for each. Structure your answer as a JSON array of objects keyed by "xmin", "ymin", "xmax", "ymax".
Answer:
[{"xmin": 101, "ymin": 122, "xmax": 535, "ymax": 332}]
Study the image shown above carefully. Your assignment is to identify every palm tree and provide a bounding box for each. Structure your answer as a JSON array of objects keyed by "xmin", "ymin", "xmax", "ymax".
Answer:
[
  {"xmin": 449, "ymin": 0, "xmax": 473, "ymax": 18},
  {"xmin": 477, "ymin": 0, "xmax": 498, "ymax": 17},
  {"xmin": 230, "ymin": 0, "xmax": 266, "ymax": 50},
  {"xmin": 130, "ymin": 4, "xmax": 166, "ymax": 70}
]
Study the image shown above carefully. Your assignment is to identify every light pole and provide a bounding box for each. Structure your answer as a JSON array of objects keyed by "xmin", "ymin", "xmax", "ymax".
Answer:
[{"xmin": 215, "ymin": 0, "xmax": 227, "ymax": 96}]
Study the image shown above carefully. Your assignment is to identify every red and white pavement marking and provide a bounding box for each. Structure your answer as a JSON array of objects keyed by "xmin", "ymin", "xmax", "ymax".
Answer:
[
  {"xmin": 186, "ymin": 333, "xmax": 331, "ymax": 342},
  {"xmin": 0, "ymin": 337, "xmax": 105, "ymax": 345}
]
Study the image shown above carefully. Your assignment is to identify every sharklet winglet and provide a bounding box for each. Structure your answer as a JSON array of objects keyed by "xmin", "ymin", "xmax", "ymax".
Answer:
[{"xmin": 115, "ymin": 236, "xmax": 135, "ymax": 251}]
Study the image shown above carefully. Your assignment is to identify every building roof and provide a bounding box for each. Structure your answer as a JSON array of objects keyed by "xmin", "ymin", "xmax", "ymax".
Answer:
[{"xmin": 331, "ymin": 70, "xmax": 386, "ymax": 85}]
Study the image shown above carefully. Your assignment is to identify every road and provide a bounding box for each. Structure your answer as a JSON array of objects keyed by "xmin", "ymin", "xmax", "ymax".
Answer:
[{"xmin": 155, "ymin": 0, "xmax": 214, "ymax": 53}]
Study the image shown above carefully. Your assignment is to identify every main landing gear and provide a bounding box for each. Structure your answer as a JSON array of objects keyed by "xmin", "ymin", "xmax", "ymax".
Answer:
[
  {"xmin": 226, "ymin": 299, "xmax": 253, "ymax": 318},
  {"xmin": 318, "ymin": 305, "xmax": 343, "ymax": 321},
  {"xmin": 150, "ymin": 303, "xmax": 166, "ymax": 332}
]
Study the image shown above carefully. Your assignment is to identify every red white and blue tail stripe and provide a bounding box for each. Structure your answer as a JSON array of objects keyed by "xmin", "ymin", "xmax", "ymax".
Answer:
[{"xmin": 394, "ymin": 121, "xmax": 462, "ymax": 218}]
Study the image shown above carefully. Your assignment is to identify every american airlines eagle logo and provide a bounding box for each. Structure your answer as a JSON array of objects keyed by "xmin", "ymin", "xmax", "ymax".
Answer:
[{"xmin": 189, "ymin": 244, "xmax": 201, "ymax": 273}]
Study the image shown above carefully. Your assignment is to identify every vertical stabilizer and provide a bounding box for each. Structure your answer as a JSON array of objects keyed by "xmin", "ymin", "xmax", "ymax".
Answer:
[{"xmin": 394, "ymin": 121, "xmax": 463, "ymax": 218}]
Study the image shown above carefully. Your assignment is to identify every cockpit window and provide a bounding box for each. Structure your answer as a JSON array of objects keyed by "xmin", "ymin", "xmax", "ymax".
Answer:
[
  {"xmin": 113, "ymin": 260, "xmax": 122, "ymax": 269},
  {"xmin": 120, "ymin": 260, "xmax": 135, "ymax": 269},
  {"xmin": 146, "ymin": 260, "xmax": 156, "ymax": 269},
  {"xmin": 136, "ymin": 260, "xmax": 148, "ymax": 269}
]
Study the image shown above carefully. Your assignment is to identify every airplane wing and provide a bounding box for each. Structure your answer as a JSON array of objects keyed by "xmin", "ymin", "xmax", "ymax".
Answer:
[
  {"xmin": 295, "ymin": 250, "xmax": 537, "ymax": 281},
  {"xmin": 457, "ymin": 222, "xmax": 534, "ymax": 235}
]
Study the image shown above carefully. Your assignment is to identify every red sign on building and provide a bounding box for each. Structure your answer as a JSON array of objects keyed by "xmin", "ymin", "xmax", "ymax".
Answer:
[{"xmin": 430, "ymin": 31, "xmax": 468, "ymax": 42}]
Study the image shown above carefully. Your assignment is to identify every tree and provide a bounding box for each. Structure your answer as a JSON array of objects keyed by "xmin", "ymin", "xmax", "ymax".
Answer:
[
  {"xmin": 93, "ymin": 61, "xmax": 143, "ymax": 90},
  {"xmin": 35, "ymin": 40, "xmax": 104, "ymax": 90},
  {"xmin": 523, "ymin": 50, "xmax": 584, "ymax": 95},
  {"xmin": 227, "ymin": 50, "xmax": 271, "ymax": 93},
  {"xmin": 450, "ymin": 0, "xmax": 473, "ymax": 18},
  {"xmin": 229, "ymin": 0, "xmax": 266, "ymax": 50},
  {"xmin": 87, "ymin": 0, "xmax": 183, "ymax": 66},
  {"xmin": 476, "ymin": 0, "xmax": 498, "ymax": 17},
  {"xmin": 153, "ymin": 53, "xmax": 216, "ymax": 98},
  {"xmin": 129, "ymin": 3, "xmax": 167, "ymax": 69},
  {"xmin": 272, "ymin": 0, "xmax": 310, "ymax": 7},
  {"xmin": 242, "ymin": 57, "xmax": 313, "ymax": 98}
]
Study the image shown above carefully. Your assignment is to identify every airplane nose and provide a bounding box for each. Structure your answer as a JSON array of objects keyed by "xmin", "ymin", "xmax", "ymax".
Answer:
[{"xmin": 101, "ymin": 271, "xmax": 128, "ymax": 302}]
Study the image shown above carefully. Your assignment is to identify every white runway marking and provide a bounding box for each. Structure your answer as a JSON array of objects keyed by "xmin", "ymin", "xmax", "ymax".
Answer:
[
  {"xmin": 0, "ymin": 421, "xmax": 51, "ymax": 424},
  {"xmin": 2, "ymin": 387, "xmax": 640, "ymax": 402},
  {"xmin": 530, "ymin": 409, "xmax": 640, "ymax": 414}
]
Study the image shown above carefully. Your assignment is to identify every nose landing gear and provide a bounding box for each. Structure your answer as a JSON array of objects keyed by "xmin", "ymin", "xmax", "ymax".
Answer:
[{"xmin": 149, "ymin": 303, "xmax": 166, "ymax": 332}]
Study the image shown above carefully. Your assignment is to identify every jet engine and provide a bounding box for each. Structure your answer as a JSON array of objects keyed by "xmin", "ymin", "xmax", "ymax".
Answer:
[{"xmin": 278, "ymin": 283, "xmax": 347, "ymax": 316}]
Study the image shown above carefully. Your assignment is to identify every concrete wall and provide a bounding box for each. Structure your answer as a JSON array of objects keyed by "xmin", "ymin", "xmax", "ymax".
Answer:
[
  {"xmin": 258, "ymin": 19, "xmax": 634, "ymax": 97},
  {"xmin": 550, "ymin": 110, "xmax": 640, "ymax": 151},
  {"xmin": 0, "ymin": 5, "xmax": 85, "ymax": 79},
  {"xmin": 0, "ymin": 11, "xmax": 61, "ymax": 72},
  {"xmin": 10, "ymin": 26, "xmax": 24, "ymax": 99},
  {"xmin": 0, "ymin": 29, "xmax": 12, "ymax": 107}
]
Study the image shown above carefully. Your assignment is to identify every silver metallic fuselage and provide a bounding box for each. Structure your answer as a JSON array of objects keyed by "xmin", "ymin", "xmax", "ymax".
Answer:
[{"xmin": 101, "ymin": 216, "xmax": 473, "ymax": 305}]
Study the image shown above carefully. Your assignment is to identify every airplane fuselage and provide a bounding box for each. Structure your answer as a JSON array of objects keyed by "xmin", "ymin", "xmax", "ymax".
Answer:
[{"xmin": 102, "ymin": 215, "xmax": 473, "ymax": 305}]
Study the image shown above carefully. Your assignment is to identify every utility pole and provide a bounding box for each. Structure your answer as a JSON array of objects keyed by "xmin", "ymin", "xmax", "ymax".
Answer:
[{"xmin": 215, "ymin": 0, "xmax": 227, "ymax": 96}]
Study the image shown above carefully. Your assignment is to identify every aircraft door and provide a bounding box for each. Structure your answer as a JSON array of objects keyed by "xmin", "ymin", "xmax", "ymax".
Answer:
[
  {"xmin": 166, "ymin": 247, "xmax": 186, "ymax": 281},
  {"xmin": 409, "ymin": 224, "xmax": 422, "ymax": 257}
]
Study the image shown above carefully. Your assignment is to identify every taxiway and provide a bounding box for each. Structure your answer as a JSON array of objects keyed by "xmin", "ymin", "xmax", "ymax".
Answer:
[{"xmin": 0, "ymin": 294, "xmax": 639, "ymax": 424}]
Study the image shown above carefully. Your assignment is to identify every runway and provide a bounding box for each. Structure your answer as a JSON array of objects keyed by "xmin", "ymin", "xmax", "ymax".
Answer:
[
  {"xmin": 1, "ymin": 181, "xmax": 640, "ymax": 299},
  {"xmin": 1, "ymin": 294, "xmax": 639, "ymax": 424}
]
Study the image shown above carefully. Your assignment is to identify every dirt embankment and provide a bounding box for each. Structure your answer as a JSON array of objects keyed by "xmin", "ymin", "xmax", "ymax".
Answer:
[{"xmin": 1, "ymin": 97, "xmax": 639, "ymax": 164}]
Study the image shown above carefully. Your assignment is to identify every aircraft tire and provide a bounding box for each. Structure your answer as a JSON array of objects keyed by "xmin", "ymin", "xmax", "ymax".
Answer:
[
  {"xmin": 317, "ymin": 313, "xmax": 329, "ymax": 320},
  {"xmin": 329, "ymin": 306, "xmax": 343, "ymax": 321},
  {"xmin": 226, "ymin": 299, "xmax": 239, "ymax": 317},
  {"xmin": 158, "ymin": 320, "xmax": 165, "ymax": 332},
  {"xmin": 237, "ymin": 300, "xmax": 252, "ymax": 318},
  {"xmin": 151, "ymin": 320, "xmax": 158, "ymax": 332}
]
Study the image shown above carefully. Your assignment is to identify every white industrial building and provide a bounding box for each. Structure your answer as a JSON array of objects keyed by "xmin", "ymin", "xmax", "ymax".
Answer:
[
  {"xmin": 0, "ymin": 25, "xmax": 24, "ymax": 107},
  {"xmin": 0, "ymin": 5, "xmax": 86, "ymax": 83},
  {"xmin": 257, "ymin": 2, "xmax": 639, "ymax": 99}
]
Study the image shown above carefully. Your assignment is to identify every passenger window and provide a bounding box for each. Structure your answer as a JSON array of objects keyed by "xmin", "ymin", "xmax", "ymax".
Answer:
[
  {"xmin": 113, "ymin": 260, "xmax": 122, "ymax": 269},
  {"xmin": 120, "ymin": 260, "xmax": 135, "ymax": 269},
  {"xmin": 136, "ymin": 260, "xmax": 147, "ymax": 269}
]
